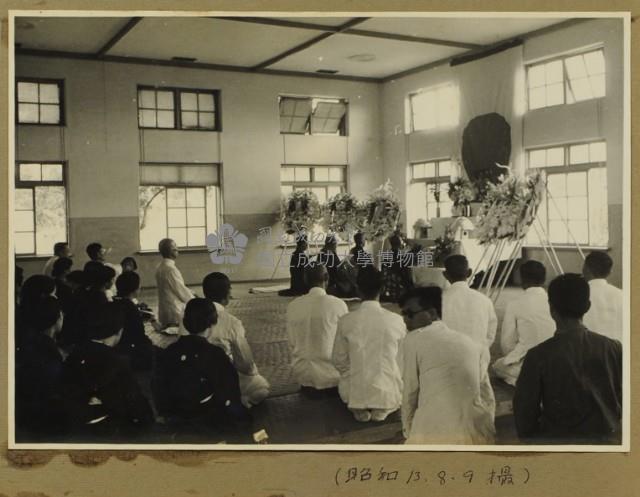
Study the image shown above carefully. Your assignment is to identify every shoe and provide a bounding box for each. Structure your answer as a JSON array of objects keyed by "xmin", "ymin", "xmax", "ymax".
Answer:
[
  {"xmin": 371, "ymin": 409, "xmax": 395, "ymax": 422},
  {"xmin": 353, "ymin": 410, "xmax": 372, "ymax": 422}
]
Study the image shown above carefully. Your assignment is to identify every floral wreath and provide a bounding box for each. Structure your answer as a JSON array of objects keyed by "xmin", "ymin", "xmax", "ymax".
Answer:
[
  {"xmin": 361, "ymin": 179, "xmax": 401, "ymax": 242},
  {"xmin": 321, "ymin": 191, "xmax": 365, "ymax": 235},
  {"xmin": 448, "ymin": 177, "xmax": 477, "ymax": 207},
  {"xmin": 280, "ymin": 190, "xmax": 321, "ymax": 234}
]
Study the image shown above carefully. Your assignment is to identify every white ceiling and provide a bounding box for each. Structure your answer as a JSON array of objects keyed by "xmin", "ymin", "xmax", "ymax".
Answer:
[{"xmin": 14, "ymin": 15, "xmax": 572, "ymax": 80}]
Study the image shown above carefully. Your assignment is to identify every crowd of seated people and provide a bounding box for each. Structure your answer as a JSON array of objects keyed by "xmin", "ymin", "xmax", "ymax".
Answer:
[{"xmin": 14, "ymin": 234, "xmax": 624, "ymax": 445}]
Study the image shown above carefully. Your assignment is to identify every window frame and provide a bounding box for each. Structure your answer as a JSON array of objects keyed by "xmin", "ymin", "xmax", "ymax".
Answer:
[
  {"xmin": 525, "ymin": 47, "xmax": 606, "ymax": 112},
  {"xmin": 408, "ymin": 158, "xmax": 453, "ymax": 220},
  {"xmin": 14, "ymin": 161, "xmax": 69, "ymax": 257},
  {"xmin": 407, "ymin": 84, "xmax": 459, "ymax": 133},
  {"xmin": 525, "ymin": 140, "xmax": 608, "ymax": 248},
  {"xmin": 280, "ymin": 164, "xmax": 349, "ymax": 201},
  {"xmin": 137, "ymin": 85, "xmax": 221, "ymax": 132},
  {"xmin": 15, "ymin": 78, "xmax": 65, "ymax": 126},
  {"xmin": 278, "ymin": 95, "xmax": 349, "ymax": 137}
]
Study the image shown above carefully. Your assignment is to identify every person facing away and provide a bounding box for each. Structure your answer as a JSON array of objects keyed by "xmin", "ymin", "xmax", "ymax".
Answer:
[
  {"xmin": 332, "ymin": 266, "xmax": 407, "ymax": 422},
  {"xmin": 16, "ymin": 275, "xmax": 57, "ymax": 349},
  {"xmin": 153, "ymin": 298, "xmax": 247, "ymax": 427},
  {"xmin": 52, "ymin": 256, "xmax": 74, "ymax": 314},
  {"xmin": 492, "ymin": 260, "xmax": 556, "ymax": 387},
  {"xmin": 286, "ymin": 263, "xmax": 348, "ymax": 391},
  {"xmin": 43, "ymin": 242, "xmax": 72, "ymax": 277},
  {"xmin": 279, "ymin": 234, "xmax": 309, "ymax": 297},
  {"xmin": 581, "ymin": 251, "xmax": 623, "ymax": 342},
  {"xmin": 316, "ymin": 234, "xmax": 341, "ymax": 291},
  {"xmin": 399, "ymin": 287, "xmax": 495, "ymax": 445},
  {"xmin": 62, "ymin": 301, "xmax": 154, "ymax": 440},
  {"xmin": 441, "ymin": 254, "xmax": 497, "ymax": 421},
  {"xmin": 15, "ymin": 296, "xmax": 68, "ymax": 440},
  {"xmin": 513, "ymin": 273, "xmax": 622, "ymax": 444},
  {"xmin": 200, "ymin": 272, "xmax": 270, "ymax": 407},
  {"xmin": 155, "ymin": 238, "xmax": 195, "ymax": 328},
  {"xmin": 86, "ymin": 242, "xmax": 122, "ymax": 281}
]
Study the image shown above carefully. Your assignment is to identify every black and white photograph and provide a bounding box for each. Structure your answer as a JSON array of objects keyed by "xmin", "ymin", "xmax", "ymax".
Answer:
[{"xmin": 9, "ymin": 11, "xmax": 630, "ymax": 450}]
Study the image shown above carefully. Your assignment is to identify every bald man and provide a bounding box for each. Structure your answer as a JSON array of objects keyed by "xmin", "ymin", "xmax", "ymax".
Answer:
[{"xmin": 155, "ymin": 238, "xmax": 195, "ymax": 328}]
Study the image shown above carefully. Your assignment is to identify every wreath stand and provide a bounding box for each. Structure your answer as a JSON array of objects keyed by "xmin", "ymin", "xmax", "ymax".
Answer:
[
  {"xmin": 469, "ymin": 181, "xmax": 587, "ymax": 303},
  {"xmin": 270, "ymin": 241, "xmax": 290, "ymax": 280}
]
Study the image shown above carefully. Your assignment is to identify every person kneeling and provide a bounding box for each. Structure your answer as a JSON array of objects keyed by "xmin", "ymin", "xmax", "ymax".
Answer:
[{"xmin": 153, "ymin": 298, "xmax": 249, "ymax": 435}]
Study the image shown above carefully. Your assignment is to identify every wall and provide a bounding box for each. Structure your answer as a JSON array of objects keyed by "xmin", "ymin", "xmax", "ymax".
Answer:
[
  {"xmin": 380, "ymin": 18, "xmax": 625, "ymax": 287},
  {"xmin": 15, "ymin": 57, "xmax": 383, "ymax": 285}
]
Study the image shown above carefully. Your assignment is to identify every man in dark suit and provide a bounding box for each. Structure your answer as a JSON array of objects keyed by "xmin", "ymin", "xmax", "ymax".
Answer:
[
  {"xmin": 513, "ymin": 273, "xmax": 623, "ymax": 444},
  {"xmin": 62, "ymin": 301, "xmax": 154, "ymax": 441}
]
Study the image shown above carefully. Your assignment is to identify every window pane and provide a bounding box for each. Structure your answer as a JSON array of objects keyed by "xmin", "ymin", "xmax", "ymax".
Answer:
[
  {"xmin": 41, "ymin": 163, "xmax": 63, "ymax": 181},
  {"xmin": 40, "ymin": 104, "xmax": 60, "ymax": 124},
  {"xmin": 18, "ymin": 82, "xmax": 39, "ymax": 102},
  {"xmin": 20, "ymin": 163, "xmax": 42, "ymax": 181},
  {"xmin": 39, "ymin": 84, "xmax": 60, "ymax": 104},
  {"xmin": 18, "ymin": 103, "xmax": 39, "ymax": 123},
  {"xmin": 590, "ymin": 142, "xmax": 606, "ymax": 162},
  {"xmin": 15, "ymin": 189, "xmax": 33, "ymax": 210},
  {"xmin": 181, "ymin": 111, "xmax": 198, "ymax": 128},
  {"xmin": 139, "ymin": 186, "xmax": 167, "ymax": 251},
  {"xmin": 547, "ymin": 174, "xmax": 566, "ymax": 197},
  {"xmin": 565, "ymin": 55, "xmax": 587, "ymax": 79},
  {"xmin": 314, "ymin": 168, "xmax": 329, "ymax": 181},
  {"xmin": 568, "ymin": 220, "xmax": 589, "ymax": 245},
  {"xmin": 34, "ymin": 186, "xmax": 67, "ymax": 256},
  {"xmin": 156, "ymin": 91, "xmax": 174, "ymax": 110},
  {"xmin": 424, "ymin": 162, "xmax": 436, "ymax": 178},
  {"xmin": 139, "ymin": 109, "xmax": 156, "ymax": 128},
  {"xmin": 294, "ymin": 167, "xmax": 311, "ymax": 182},
  {"xmin": 528, "ymin": 64, "xmax": 545, "ymax": 88},
  {"xmin": 329, "ymin": 167, "xmax": 343, "ymax": 182},
  {"xmin": 440, "ymin": 200, "xmax": 453, "ymax": 218},
  {"xmin": 569, "ymin": 144, "xmax": 589, "ymax": 164},
  {"xmin": 528, "ymin": 87, "xmax": 545, "ymax": 110},
  {"xmin": 311, "ymin": 187, "xmax": 327, "ymax": 203},
  {"xmin": 205, "ymin": 186, "xmax": 219, "ymax": 236},
  {"xmin": 167, "ymin": 188, "xmax": 186, "ymax": 207},
  {"xmin": 281, "ymin": 185, "xmax": 293, "ymax": 196},
  {"xmin": 187, "ymin": 207, "xmax": 205, "ymax": 226},
  {"xmin": 590, "ymin": 74, "xmax": 606, "ymax": 98},
  {"xmin": 198, "ymin": 112, "xmax": 215, "ymax": 129},
  {"xmin": 139, "ymin": 90, "xmax": 156, "ymax": 108},
  {"xmin": 15, "ymin": 232, "xmax": 35, "ymax": 254},
  {"xmin": 568, "ymin": 196, "xmax": 588, "ymax": 220},
  {"xmin": 546, "ymin": 147, "xmax": 565, "ymax": 167},
  {"xmin": 413, "ymin": 163, "xmax": 426, "ymax": 179},
  {"xmin": 528, "ymin": 149, "xmax": 546, "ymax": 168},
  {"xmin": 568, "ymin": 77, "xmax": 592, "ymax": 102},
  {"xmin": 186, "ymin": 188, "xmax": 205, "ymax": 207},
  {"xmin": 157, "ymin": 110, "xmax": 174, "ymax": 128},
  {"xmin": 168, "ymin": 208, "xmax": 187, "ymax": 228},
  {"xmin": 198, "ymin": 93, "xmax": 215, "ymax": 111},
  {"xmin": 327, "ymin": 185, "xmax": 341, "ymax": 198},
  {"xmin": 567, "ymin": 171, "xmax": 587, "ymax": 196},
  {"xmin": 187, "ymin": 227, "xmax": 206, "ymax": 246},
  {"xmin": 548, "ymin": 220, "xmax": 568, "ymax": 244},
  {"xmin": 549, "ymin": 197, "xmax": 567, "ymax": 221},
  {"xmin": 438, "ymin": 161, "xmax": 452, "ymax": 177},
  {"xmin": 545, "ymin": 60, "xmax": 564, "ymax": 84},
  {"xmin": 180, "ymin": 92, "xmax": 198, "ymax": 111},
  {"xmin": 280, "ymin": 168, "xmax": 295, "ymax": 182},
  {"xmin": 584, "ymin": 50, "xmax": 605, "ymax": 75},
  {"xmin": 546, "ymin": 83, "xmax": 564, "ymax": 106},
  {"xmin": 406, "ymin": 181, "xmax": 427, "ymax": 231},
  {"xmin": 588, "ymin": 167, "xmax": 608, "ymax": 246},
  {"xmin": 168, "ymin": 227, "xmax": 187, "ymax": 247},
  {"xmin": 15, "ymin": 210, "xmax": 34, "ymax": 232}
]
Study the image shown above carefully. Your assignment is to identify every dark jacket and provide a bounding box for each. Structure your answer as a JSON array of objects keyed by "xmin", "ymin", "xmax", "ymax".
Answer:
[
  {"xmin": 153, "ymin": 335, "xmax": 246, "ymax": 424},
  {"xmin": 113, "ymin": 297, "xmax": 153, "ymax": 371},
  {"xmin": 513, "ymin": 325, "xmax": 622, "ymax": 444},
  {"xmin": 62, "ymin": 340, "xmax": 154, "ymax": 439},
  {"xmin": 289, "ymin": 249, "xmax": 309, "ymax": 295},
  {"xmin": 58, "ymin": 288, "xmax": 109, "ymax": 348}
]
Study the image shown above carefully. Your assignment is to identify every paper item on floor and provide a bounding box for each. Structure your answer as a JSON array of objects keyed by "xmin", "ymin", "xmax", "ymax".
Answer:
[{"xmin": 249, "ymin": 285, "xmax": 289, "ymax": 293}]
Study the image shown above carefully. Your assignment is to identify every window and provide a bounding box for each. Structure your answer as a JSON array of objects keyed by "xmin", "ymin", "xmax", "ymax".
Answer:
[
  {"xmin": 279, "ymin": 96, "xmax": 348, "ymax": 136},
  {"xmin": 14, "ymin": 162, "xmax": 68, "ymax": 256},
  {"xmin": 280, "ymin": 165, "xmax": 346, "ymax": 202},
  {"xmin": 406, "ymin": 159, "xmax": 453, "ymax": 230},
  {"xmin": 138, "ymin": 163, "xmax": 222, "ymax": 250},
  {"xmin": 527, "ymin": 48, "xmax": 605, "ymax": 110},
  {"xmin": 407, "ymin": 84, "xmax": 459, "ymax": 132},
  {"xmin": 137, "ymin": 87, "xmax": 219, "ymax": 130},
  {"xmin": 16, "ymin": 79, "xmax": 64, "ymax": 125},
  {"xmin": 526, "ymin": 141, "xmax": 608, "ymax": 247}
]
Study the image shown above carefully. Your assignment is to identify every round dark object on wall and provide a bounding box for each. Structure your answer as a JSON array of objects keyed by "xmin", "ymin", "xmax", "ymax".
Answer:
[{"xmin": 461, "ymin": 112, "xmax": 511, "ymax": 185}]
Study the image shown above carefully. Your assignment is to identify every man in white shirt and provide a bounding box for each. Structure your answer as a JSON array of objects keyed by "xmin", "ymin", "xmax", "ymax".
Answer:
[
  {"xmin": 43, "ymin": 242, "xmax": 72, "ymax": 277},
  {"xmin": 582, "ymin": 251, "xmax": 623, "ymax": 342},
  {"xmin": 399, "ymin": 286, "xmax": 495, "ymax": 444},
  {"xmin": 155, "ymin": 238, "xmax": 195, "ymax": 328},
  {"xmin": 332, "ymin": 267, "xmax": 406, "ymax": 422},
  {"xmin": 442, "ymin": 255, "xmax": 497, "ymax": 420},
  {"xmin": 202, "ymin": 272, "xmax": 270, "ymax": 408},
  {"xmin": 492, "ymin": 260, "xmax": 556, "ymax": 386},
  {"xmin": 287, "ymin": 264, "xmax": 348, "ymax": 391}
]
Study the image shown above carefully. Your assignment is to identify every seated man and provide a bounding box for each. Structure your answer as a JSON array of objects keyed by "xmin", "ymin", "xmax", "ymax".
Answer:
[
  {"xmin": 492, "ymin": 260, "xmax": 555, "ymax": 386},
  {"xmin": 278, "ymin": 234, "xmax": 309, "ymax": 297},
  {"xmin": 153, "ymin": 298, "xmax": 248, "ymax": 430},
  {"xmin": 582, "ymin": 251, "xmax": 623, "ymax": 342},
  {"xmin": 286, "ymin": 264, "xmax": 348, "ymax": 391},
  {"xmin": 155, "ymin": 238, "xmax": 195, "ymax": 328},
  {"xmin": 399, "ymin": 287, "xmax": 495, "ymax": 444},
  {"xmin": 332, "ymin": 267, "xmax": 406, "ymax": 422},
  {"xmin": 201, "ymin": 273, "xmax": 270, "ymax": 407},
  {"xmin": 43, "ymin": 241, "xmax": 72, "ymax": 277},
  {"xmin": 52, "ymin": 256, "xmax": 74, "ymax": 314},
  {"xmin": 63, "ymin": 302, "xmax": 154, "ymax": 440},
  {"xmin": 514, "ymin": 274, "xmax": 622, "ymax": 444}
]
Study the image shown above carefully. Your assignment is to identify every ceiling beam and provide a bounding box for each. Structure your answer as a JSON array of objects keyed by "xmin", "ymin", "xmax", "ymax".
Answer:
[
  {"xmin": 95, "ymin": 17, "xmax": 142, "ymax": 57},
  {"xmin": 16, "ymin": 47, "xmax": 382, "ymax": 84},
  {"xmin": 215, "ymin": 16, "xmax": 342, "ymax": 32},
  {"xmin": 251, "ymin": 17, "xmax": 370, "ymax": 70}
]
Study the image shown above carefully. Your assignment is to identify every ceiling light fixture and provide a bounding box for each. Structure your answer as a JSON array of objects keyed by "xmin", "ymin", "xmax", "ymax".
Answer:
[{"xmin": 347, "ymin": 53, "xmax": 376, "ymax": 63}]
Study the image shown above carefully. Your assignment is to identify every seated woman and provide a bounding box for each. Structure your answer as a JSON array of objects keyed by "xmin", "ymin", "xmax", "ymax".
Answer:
[
  {"xmin": 152, "ymin": 298, "xmax": 249, "ymax": 434},
  {"xmin": 380, "ymin": 231, "xmax": 414, "ymax": 303},
  {"xmin": 278, "ymin": 234, "xmax": 309, "ymax": 297}
]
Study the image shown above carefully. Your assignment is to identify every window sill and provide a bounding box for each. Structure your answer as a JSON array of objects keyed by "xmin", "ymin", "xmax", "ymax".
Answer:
[
  {"xmin": 137, "ymin": 247, "xmax": 210, "ymax": 255},
  {"xmin": 15, "ymin": 255, "xmax": 52, "ymax": 261},
  {"xmin": 138, "ymin": 127, "xmax": 220, "ymax": 132},
  {"xmin": 17, "ymin": 122, "xmax": 65, "ymax": 127}
]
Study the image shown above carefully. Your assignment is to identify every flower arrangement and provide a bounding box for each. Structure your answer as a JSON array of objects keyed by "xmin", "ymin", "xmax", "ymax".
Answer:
[
  {"xmin": 474, "ymin": 171, "xmax": 546, "ymax": 245},
  {"xmin": 361, "ymin": 179, "xmax": 402, "ymax": 242},
  {"xmin": 280, "ymin": 190, "xmax": 321, "ymax": 234},
  {"xmin": 321, "ymin": 192, "xmax": 365, "ymax": 235},
  {"xmin": 448, "ymin": 177, "xmax": 477, "ymax": 207},
  {"xmin": 431, "ymin": 226, "xmax": 457, "ymax": 265},
  {"xmin": 412, "ymin": 218, "xmax": 431, "ymax": 238}
]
